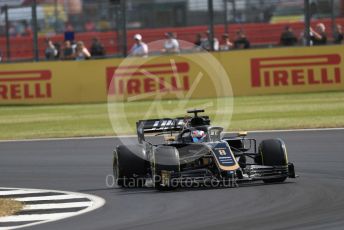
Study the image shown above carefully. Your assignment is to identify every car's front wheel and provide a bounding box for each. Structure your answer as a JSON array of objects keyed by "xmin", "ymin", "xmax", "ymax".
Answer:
[{"xmin": 259, "ymin": 139, "xmax": 288, "ymax": 183}]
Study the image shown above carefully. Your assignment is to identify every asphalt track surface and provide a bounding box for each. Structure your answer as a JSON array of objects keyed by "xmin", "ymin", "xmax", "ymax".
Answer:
[{"xmin": 1, "ymin": 129, "xmax": 344, "ymax": 230}]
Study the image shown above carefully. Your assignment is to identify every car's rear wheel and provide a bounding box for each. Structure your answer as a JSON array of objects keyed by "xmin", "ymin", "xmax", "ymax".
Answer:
[
  {"xmin": 152, "ymin": 146, "xmax": 180, "ymax": 191},
  {"xmin": 113, "ymin": 145, "xmax": 147, "ymax": 188},
  {"xmin": 259, "ymin": 139, "xmax": 288, "ymax": 183}
]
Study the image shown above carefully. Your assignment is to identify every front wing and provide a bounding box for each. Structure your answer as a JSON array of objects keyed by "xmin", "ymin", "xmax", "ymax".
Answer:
[{"xmin": 159, "ymin": 163, "xmax": 295, "ymax": 186}]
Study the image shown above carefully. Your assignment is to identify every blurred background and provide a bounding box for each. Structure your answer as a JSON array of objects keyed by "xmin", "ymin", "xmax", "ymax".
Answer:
[{"xmin": 0, "ymin": 0, "xmax": 343, "ymax": 62}]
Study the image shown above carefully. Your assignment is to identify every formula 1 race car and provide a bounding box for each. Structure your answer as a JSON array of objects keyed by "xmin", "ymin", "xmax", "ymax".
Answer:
[{"xmin": 112, "ymin": 109, "xmax": 296, "ymax": 190}]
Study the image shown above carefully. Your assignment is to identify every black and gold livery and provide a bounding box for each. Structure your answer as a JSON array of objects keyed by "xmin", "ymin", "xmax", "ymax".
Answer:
[{"xmin": 113, "ymin": 109, "xmax": 296, "ymax": 190}]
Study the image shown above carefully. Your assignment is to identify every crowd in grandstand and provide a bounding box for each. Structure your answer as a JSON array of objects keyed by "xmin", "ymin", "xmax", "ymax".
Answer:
[
  {"xmin": 192, "ymin": 30, "xmax": 250, "ymax": 52},
  {"xmin": 124, "ymin": 24, "xmax": 342, "ymax": 59},
  {"xmin": 44, "ymin": 36, "xmax": 105, "ymax": 61},
  {"xmin": 37, "ymin": 22, "xmax": 344, "ymax": 61},
  {"xmin": 280, "ymin": 23, "xmax": 343, "ymax": 47},
  {"xmin": 130, "ymin": 24, "xmax": 341, "ymax": 58},
  {"xmin": 126, "ymin": 29, "xmax": 252, "ymax": 58}
]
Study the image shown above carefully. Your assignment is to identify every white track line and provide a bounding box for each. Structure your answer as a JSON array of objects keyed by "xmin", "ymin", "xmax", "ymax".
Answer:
[
  {"xmin": 0, "ymin": 190, "xmax": 49, "ymax": 196},
  {"xmin": 15, "ymin": 194, "xmax": 87, "ymax": 202},
  {"xmin": 0, "ymin": 187, "xmax": 105, "ymax": 230},
  {"xmin": 23, "ymin": 202, "xmax": 92, "ymax": 210},
  {"xmin": 0, "ymin": 213, "xmax": 73, "ymax": 222}
]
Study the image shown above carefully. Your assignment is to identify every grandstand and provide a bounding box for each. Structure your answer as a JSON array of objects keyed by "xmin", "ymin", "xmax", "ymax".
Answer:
[{"xmin": 0, "ymin": 0, "xmax": 343, "ymax": 61}]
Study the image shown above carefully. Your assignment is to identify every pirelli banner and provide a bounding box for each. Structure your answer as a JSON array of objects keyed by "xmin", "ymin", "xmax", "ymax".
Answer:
[{"xmin": 0, "ymin": 45, "xmax": 343, "ymax": 104}]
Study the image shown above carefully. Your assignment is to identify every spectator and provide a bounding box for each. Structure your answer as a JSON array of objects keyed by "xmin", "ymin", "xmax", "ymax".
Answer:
[
  {"xmin": 64, "ymin": 22, "xmax": 74, "ymax": 32},
  {"xmin": 45, "ymin": 40, "xmax": 58, "ymax": 60},
  {"xmin": 310, "ymin": 23, "xmax": 327, "ymax": 45},
  {"xmin": 54, "ymin": 42, "xmax": 61, "ymax": 59},
  {"xmin": 299, "ymin": 31, "xmax": 310, "ymax": 46},
  {"xmin": 219, "ymin": 33, "xmax": 233, "ymax": 51},
  {"xmin": 9, "ymin": 22, "xmax": 17, "ymax": 37},
  {"xmin": 162, "ymin": 32, "xmax": 180, "ymax": 54},
  {"xmin": 201, "ymin": 30, "xmax": 219, "ymax": 51},
  {"xmin": 62, "ymin": 40, "xmax": 74, "ymax": 60},
  {"xmin": 84, "ymin": 20, "xmax": 96, "ymax": 32},
  {"xmin": 334, "ymin": 24, "xmax": 343, "ymax": 44},
  {"xmin": 129, "ymin": 34, "xmax": 148, "ymax": 57},
  {"xmin": 280, "ymin": 25, "xmax": 297, "ymax": 46},
  {"xmin": 98, "ymin": 16, "xmax": 111, "ymax": 32},
  {"xmin": 22, "ymin": 20, "xmax": 32, "ymax": 37},
  {"xmin": 15, "ymin": 21, "xmax": 25, "ymax": 36},
  {"xmin": 75, "ymin": 41, "xmax": 91, "ymax": 60},
  {"xmin": 193, "ymin": 33, "xmax": 202, "ymax": 51},
  {"xmin": 90, "ymin": 37, "xmax": 105, "ymax": 57},
  {"xmin": 200, "ymin": 31, "xmax": 209, "ymax": 51},
  {"xmin": 234, "ymin": 30, "xmax": 250, "ymax": 49}
]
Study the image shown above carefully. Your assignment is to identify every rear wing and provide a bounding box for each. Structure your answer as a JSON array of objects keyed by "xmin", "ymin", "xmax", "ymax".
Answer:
[{"xmin": 136, "ymin": 116, "xmax": 210, "ymax": 143}]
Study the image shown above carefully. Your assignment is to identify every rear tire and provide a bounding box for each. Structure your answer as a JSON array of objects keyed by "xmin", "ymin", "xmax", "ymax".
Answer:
[
  {"xmin": 113, "ymin": 145, "xmax": 147, "ymax": 188},
  {"xmin": 259, "ymin": 139, "xmax": 288, "ymax": 183},
  {"xmin": 152, "ymin": 146, "xmax": 180, "ymax": 191}
]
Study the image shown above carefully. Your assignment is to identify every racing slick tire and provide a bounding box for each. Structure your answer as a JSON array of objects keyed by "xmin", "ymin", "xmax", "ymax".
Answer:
[
  {"xmin": 258, "ymin": 139, "xmax": 288, "ymax": 183},
  {"xmin": 113, "ymin": 145, "xmax": 147, "ymax": 188},
  {"xmin": 152, "ymin": 146, "xmax": 180, "ymax": 191}
]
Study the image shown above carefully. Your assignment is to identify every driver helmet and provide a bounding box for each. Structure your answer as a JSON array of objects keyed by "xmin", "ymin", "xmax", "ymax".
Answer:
[{"xmin": 191, "ymin": 130, "xmax": 206, "ymax": 143}]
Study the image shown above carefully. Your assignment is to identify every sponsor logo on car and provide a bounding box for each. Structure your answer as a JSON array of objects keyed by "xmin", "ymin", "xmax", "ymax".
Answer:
[
  {"xmin": 251, "ymin": 54, "xmax": 341, "ymax": 87},
  {"xmin": 0, "ymin": 70, "xmax": 52, "ymax": 100},
  {"xmin": 218, "ymin": 149, "xmax": 227, "ymax": 156},
  {"xmin": 106, "ymin": 62, "xmax": 190, "ymax": 95}
]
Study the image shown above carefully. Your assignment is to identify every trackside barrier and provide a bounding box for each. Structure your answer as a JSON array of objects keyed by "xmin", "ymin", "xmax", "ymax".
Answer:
[{"xmin": 0, "ymin": 45, "xmax": 343, "ymax": 105}]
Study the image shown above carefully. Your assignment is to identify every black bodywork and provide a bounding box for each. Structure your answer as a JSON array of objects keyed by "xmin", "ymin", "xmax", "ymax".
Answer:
[{"xmin": 113, "ymin": 109, "xmax": 296, "ymax": 190}]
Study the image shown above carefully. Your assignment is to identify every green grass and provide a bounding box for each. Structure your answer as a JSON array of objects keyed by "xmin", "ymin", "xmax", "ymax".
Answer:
[{"xmin": 1, "ymin": 91, "xmax": 344, "ymax": 140}]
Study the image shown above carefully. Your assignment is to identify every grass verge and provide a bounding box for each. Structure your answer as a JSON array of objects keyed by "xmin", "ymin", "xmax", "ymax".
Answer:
[
  {"xmin": 0, "ymin": 199, "xmax": 23, "ymax": 217},
  {"xmin": 0, "ymin": 91, "xmax": 343, "ymax": 140}
]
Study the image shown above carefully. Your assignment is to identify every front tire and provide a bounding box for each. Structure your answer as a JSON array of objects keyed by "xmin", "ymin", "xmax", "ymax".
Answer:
[{"xmin": 259, "ymin": 139, "xmax": 288, "ymax": 183}]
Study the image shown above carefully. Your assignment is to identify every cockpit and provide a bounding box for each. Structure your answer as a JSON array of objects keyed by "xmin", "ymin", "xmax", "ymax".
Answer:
[{"xmin": 177, "ymin": 126, "xmax": 223, "ymax": 143}]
